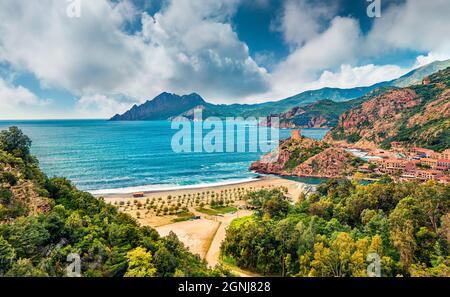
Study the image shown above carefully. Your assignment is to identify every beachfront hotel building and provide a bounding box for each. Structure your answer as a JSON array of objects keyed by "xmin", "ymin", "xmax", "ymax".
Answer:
[{"xmin": 370, "ymin": 155, "xmax": 448, "ymax": 183}]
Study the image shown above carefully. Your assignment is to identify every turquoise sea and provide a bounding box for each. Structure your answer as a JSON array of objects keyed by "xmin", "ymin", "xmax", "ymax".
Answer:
[{"xmin": 0, "ymin": 120, "xmax": 329, "ymax": 193}]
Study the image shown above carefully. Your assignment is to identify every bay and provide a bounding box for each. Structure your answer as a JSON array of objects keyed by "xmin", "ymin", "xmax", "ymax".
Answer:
[{"xmin": 0, "ymin": 120, "xmax": 329, "ymax": 192}]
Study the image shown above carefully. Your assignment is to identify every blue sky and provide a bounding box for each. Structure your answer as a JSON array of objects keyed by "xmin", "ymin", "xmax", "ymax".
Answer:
[{"xmin": 0, "ymin": 0, "xmax": 449, "ymax": 119}]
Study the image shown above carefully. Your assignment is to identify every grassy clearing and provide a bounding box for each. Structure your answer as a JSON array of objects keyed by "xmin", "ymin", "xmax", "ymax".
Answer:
[
  {"xmin": 195, "ymin": 207, "xmax": 218, "ymax": 215},
  {"xmin": 211, "ymin": 206, "xmax": 237, "ymax": 214},
  {"xmin": 196, "ymin": 206, "xmax": 237, "ymax": 216},
  {"xmin": 172, "ymin": 211, "xmax": 196, "ymax": 222}
]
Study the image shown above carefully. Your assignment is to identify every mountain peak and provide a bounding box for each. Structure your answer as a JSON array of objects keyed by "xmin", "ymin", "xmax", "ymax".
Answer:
[
  {"xmin": 184, "ymin": 93, "xmax": 206, "ymax": 104},
  {"xmin": 160, "ymin": 91, "xmax": 172, "ymax": 95},
  {"xmin": 110, "ymin": 92, "xmax": 206, "ymax": 121},
  {"xmin": 186, "ymin": 92, "xmax": 202, "ymax": 97}
]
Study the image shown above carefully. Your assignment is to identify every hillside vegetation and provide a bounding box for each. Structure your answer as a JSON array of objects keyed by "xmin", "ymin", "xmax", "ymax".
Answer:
[
  {"xmin": 265, "ymin": 60, "xmax": 450, "ymax": 129},
  {"xmin": 392, "ymin": 59, "xmax": 450, "ymax": 88},
  {"xmin": 0, "ymin": 127, "xmax": 229, "ymax": 277},
  {"xmin": 221, "ymin": 179, "xmax": 450, "ymax": 277},
  {"xmin": 328, "ymin": 67, "xmax": 450, "ymax": 151},
  {"xmin": 274, "ymin": 87, "xmax": 393, "ymax": 128}
]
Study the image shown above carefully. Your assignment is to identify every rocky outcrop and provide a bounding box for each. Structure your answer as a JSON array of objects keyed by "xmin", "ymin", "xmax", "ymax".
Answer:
[
  {"xmin": 337, "ymin": 88, "xmax": 420, "ymax": 134},
  {"xmin": 306, "ymin": 116, "xmax": 329, "ymax": 128},
  {"xmin": 1, "ymin": 157, "xmax": 52, "ymax": 221},
  {"xmin": 279, "ymin": 109, "xmax": 330, "ymax": 128},
  {"xmin": 249, "ymin": 145, "xmax": 291, "ymax": 174},
  {"xmin": 407, "ymin": 89, "xmax": 450, "ymax": 127},
  {"xmin": 292, "ymin": 148, "xmax": 360, "ymax": 178},
  {"xmin": 329, "ymin": 89, "xmax": 418, "ymax": 141},
  {"xmin": 250, "ymin": 138, "xmax": 360, "ymax": 179},
  {"xmin": 250, "ymin": 137, "xmax": 328, "ymax": 174}
]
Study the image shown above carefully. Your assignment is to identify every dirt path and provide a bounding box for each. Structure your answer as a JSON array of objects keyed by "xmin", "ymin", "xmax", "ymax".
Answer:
[
  {"xmin": 156, "ymin": 219, "xmax": 220, "ymax": 258},
  {"xmin": 205, "ymin": 211, "xmax": 252, "ymax": 267}
]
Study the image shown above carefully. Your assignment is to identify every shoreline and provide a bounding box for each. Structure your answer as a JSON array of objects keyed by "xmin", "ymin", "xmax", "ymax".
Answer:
[
  {"xmin": 98, "ymin": 175, "xmax": 305, "ymax": 228},
  {"xmin": 90, "ymin": 176, "xmax": 270, "ymax": 197},
  {"xmin": 92, "ymin": 175, "xmax": 305, "ymax": 201},
  {"xmin": 96, "ymin": 175, "xmax": 306, "ymax": 209},
  {"xmin": 94, "ymin": 175, "xmax": 307, "ymax": 265}
]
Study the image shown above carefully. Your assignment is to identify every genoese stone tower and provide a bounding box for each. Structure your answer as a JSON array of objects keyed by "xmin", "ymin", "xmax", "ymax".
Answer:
[{"xmin": 292, "ymin": 129, "xmax": 301, "ymax": 140}]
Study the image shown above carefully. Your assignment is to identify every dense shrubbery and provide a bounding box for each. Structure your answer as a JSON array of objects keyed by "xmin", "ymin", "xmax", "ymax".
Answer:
[
  {"xmin": 0, "ymin": 127, "xmax": 32, "ymax": 160},
  {"xmin": 2, "ymin": 172, "xmax": 17, "ymax": 186},
  {"xmin": 283, "ymin": 140, "xmax": 330, "ymax": 171},
  {"xmin": 221, "ymin": 179, "xmax": 450, "ymax": 277},
  {"xmin": 0, "ymin": 127, "xmax": 229, "ymax": 277}
]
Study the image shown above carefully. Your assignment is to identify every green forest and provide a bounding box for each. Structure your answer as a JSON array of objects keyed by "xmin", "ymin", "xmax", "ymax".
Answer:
[
  {"xmin": 0, "ymin": 127, "xmax": 229, "ymax": 277},
  {"xmin": 221, "ymin": 179, "xmax": 450, "ymax": 277}
]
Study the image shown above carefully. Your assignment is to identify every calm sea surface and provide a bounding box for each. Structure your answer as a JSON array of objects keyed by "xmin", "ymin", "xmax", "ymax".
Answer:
[{"xmin": 0, "ymin": 120, "xmax": 329, "ymax": 192}]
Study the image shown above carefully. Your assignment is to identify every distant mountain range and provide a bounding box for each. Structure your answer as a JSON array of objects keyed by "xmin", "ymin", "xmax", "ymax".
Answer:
[
  {"xmin": 110, "ymin": 59, "xmax": 450, "ymax": 122},
  {"xmin": 276, "ymin": 60, "xmax": 450, "ymax": 128},
  {"xmin": 391, "ymin": 59, "xmax": 450, "ymax": 88}
]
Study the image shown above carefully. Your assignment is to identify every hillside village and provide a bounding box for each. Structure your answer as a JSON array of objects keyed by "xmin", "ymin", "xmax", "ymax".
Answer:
[
  {"xmin": 285, "ymin": 129, "xmax": 450, "ymax": 184},
  {"xmin": 351, "ymin": 142, "xmax": 450, "ymax": 184}
]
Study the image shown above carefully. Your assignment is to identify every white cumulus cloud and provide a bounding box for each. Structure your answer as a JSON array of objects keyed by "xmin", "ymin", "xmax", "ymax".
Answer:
[
  {"xmin": 75, "ymin": 94, "xmax": 132, "ymax": 118},
  {"xmin": 0, "ymin": 0, "xmax": 269, "ymax": 107},
  {"xmin": 0, "ymin": 77, "xmax": 50, "ymax": 118},
  {"xmin": 1, "ymin": 0, "xmax": 450, "ymax": 117},
  {"xmin": 274, "ymin": 0, "xmax": 337, "ymax": 47},
  {"xmin": 266, "ymin": 16, "xmax": 361, "ymax": 100},
  {"xmin": 251, "ymin": 0, "xmax": 450, "ymax": 102},
  {"xmin": 313, "ymin": 64, "xmax": 409, "ymax": 89}
]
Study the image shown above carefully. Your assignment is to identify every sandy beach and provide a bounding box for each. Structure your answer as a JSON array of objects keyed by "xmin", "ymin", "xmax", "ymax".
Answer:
[
  {"xmin": 95, "ymin": 175, "xmax": 305, "ymax": 227},
  {"xmin": 97, "ymin": 176, "xmax": 304, "ymax": 201},
  {"xmin": 95, "ymin": 176, "xmax": 305, "ymax": 271}
]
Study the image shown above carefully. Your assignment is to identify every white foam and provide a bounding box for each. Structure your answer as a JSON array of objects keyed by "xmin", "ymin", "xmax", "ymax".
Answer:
[
  {"xmin": 345, "ymin": 148, "xmax": 383, "ymax": 161},
  {"xmin": 88, "ymin": 177, "xmax": 260, "ymax": 195}
]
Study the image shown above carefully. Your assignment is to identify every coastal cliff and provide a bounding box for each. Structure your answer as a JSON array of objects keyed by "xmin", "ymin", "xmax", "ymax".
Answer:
[
  {"xmin": 291, "ymin": 147, "xmax": 362, "ymax": 178},
  {"xmin": 327, "ymin": 67, "xmax": 450, "ymax": 151},
  {"xmin": 250, "ymin": 137, "xmax": 361, "ymax": 178},
  {"xmin": 251, "ymin": 67, "xmax": 450, "ymax": 180}
]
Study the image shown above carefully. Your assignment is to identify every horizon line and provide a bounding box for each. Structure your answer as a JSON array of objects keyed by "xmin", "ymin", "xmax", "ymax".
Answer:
[{"xmin": 0, "ymin": 118, "xmax": 108, "ymax": 121}]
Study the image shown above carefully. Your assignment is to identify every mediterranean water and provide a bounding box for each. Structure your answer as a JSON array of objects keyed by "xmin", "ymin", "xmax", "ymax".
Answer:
[{"xmin": 0, "ymin": 120, "xmax": 329, "ymax": 193}]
